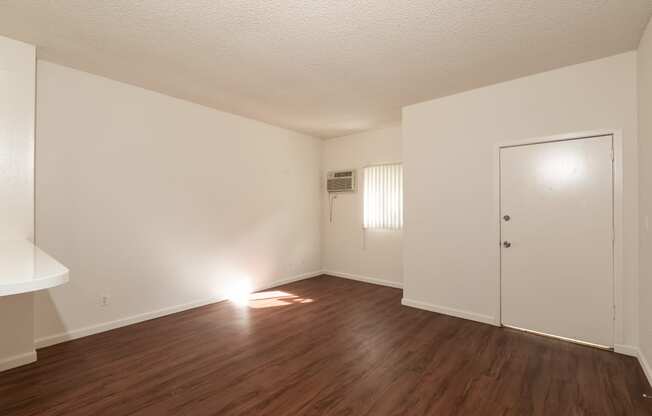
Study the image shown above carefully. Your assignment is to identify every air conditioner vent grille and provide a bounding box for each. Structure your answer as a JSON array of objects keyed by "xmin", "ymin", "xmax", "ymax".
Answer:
[{"xmin": 327, "ymin": 170, "xmax": 356, "ymax": 192}]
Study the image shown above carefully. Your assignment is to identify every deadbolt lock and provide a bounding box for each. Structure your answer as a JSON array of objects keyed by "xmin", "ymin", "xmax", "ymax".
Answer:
[
  {"xmin": 503, "ymin": 215, "xmax": 511, "ymax": 221},
  {"xmin": 503, "ymin": 241, "xmax": 512, "ymax": 248}
]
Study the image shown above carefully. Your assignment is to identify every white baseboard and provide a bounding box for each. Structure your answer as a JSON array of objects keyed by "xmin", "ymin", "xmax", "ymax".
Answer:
[
  {"xmin": 401, "ymin": 298, "xmax": 496, "ymax": 326},
  {"xmin": 637, "ymin": 348, "xmax": 652, "ymax": 389},
  {"xmin": 0, "ymin": 350, "xmax": 36, "ymax": 372},
  {"xmin": 35, "ymin": 296, "xmax": 226, "ymax": 348},
  {"xmin": 35, "ymin": 270, "xmax": 322, "ymax": 349},
  {"xmin": 262, "ymin": 270, "xmax": 323, "ymax": 289},
  {"xmin": 614, "ymin": 344, "xmax": 639, "ymax": 357},
  {"xmin": 323, "ymin": 270, "xmax": 403, "ymax": 289}
]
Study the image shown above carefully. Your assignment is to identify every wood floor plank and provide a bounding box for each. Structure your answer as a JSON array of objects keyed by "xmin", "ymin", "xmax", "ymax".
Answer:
[{"xmin": 0, "ymin": 275, "xmax": 650, "ymax": 415}]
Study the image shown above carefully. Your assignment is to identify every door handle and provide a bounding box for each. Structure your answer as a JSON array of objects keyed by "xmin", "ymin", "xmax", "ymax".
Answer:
[{"xmin": 503, "ymin": 241, "xmax": 512, "ymax": 248}]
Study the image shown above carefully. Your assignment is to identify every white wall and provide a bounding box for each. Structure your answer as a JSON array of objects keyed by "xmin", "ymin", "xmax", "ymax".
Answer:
[
  {"xmin": 0, "ymin": 36, "xmax": 36, "ymax": 368},
  {"xmin": 17, "ymin": 41, "xmax": 646, "ymax": 362},
  {"xmin": 0, "ymin": 36, "xmax": 34, "ymax": 241},
  {"xmin": 638, "ymin": 17, "xmax": 652, "ymax": 384},
  {"xmin": 402, "ymin": 52, "xmax": 639, "ymax": 346},
  {"xmin": 321, "ymin": 124, "xmax": 402, "ymax": 287},
  {"xmin": 34, "ymin": 61, "xmax": 322, "ymax": 345}
]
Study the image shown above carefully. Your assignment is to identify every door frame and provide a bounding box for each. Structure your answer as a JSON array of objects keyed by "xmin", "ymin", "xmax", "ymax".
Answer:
[{"xmin": 493, "ymin": 129, "xmax": 623, "ymax": 348}]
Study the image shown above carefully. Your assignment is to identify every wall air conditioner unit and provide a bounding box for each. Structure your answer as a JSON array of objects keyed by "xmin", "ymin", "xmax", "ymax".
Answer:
[{"xmin": 327, "ymin": 170, "xmax": 356, "ymax": 193}]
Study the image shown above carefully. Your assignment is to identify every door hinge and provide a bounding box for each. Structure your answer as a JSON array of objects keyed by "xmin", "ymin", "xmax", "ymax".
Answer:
[{"xmin": 610, "ymin": 145, "xmax": 615, "ymax": 161}]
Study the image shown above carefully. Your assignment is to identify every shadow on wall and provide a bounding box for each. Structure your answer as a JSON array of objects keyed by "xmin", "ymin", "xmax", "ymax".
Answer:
[
  {"xmin": 32, "ymin": 205, "xmax": 319, "ymax": 345},
  {"xmin": 34, "ymin": 291, "xmax": 67, "ymax": 341}
]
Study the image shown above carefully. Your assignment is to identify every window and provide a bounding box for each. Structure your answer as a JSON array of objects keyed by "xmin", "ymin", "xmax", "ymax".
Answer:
[{"xmin": 363, "ymin": 163, "xmax": 403, "ymax": 230}]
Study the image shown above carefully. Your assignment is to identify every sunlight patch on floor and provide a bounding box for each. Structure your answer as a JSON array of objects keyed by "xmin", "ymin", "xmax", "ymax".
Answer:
[{"xmin": 243, "ymin": 290, "xmax": 314, "ymax": 309}]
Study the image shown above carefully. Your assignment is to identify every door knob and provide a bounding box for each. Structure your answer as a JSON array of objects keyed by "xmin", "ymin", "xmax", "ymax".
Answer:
[
  {"xmin": 503, "ymin": 241, "xmax": 512, "ymax": 248},
  {"xmin": 503, "ymin": 215, "xmax": 511, "ymax": 221}
]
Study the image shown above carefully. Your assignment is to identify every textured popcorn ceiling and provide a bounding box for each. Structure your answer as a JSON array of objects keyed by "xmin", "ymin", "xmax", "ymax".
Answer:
[{"xmin": 1, "ymin": 1, "xmax": 651, "ymax": 138}]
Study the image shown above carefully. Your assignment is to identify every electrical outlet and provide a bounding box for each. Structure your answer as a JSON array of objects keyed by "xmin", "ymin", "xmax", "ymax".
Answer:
[{"xmin": 100, "ymin": 295, "xmax": 110, "ymax": 307}]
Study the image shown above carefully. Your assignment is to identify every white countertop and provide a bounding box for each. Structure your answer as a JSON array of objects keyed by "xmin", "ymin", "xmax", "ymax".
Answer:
[{"xmin": 0, "ymin": 240, "xmax": 69, "ymax": 296}]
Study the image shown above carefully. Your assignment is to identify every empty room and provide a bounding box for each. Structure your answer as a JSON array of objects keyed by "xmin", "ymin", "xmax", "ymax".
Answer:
[{"xmin": 1, "ymin": 1, "xmax": 652, "ymax": 415}]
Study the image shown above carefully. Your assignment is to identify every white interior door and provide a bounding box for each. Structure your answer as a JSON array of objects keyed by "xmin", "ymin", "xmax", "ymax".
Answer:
[{"xmin": 500, "ymin": 135, "xmax": 614, "ymax": 348}]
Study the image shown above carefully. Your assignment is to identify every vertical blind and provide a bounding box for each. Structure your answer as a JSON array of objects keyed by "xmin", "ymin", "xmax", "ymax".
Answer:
[{"xmin": 363, "ymin": 163, "xmax": 403, "ymax": 230}]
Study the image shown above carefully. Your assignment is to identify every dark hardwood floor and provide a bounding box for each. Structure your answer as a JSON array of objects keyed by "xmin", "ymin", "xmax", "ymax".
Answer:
[{"xmin": 0, "ymin": 275, "xmax": 650, "ymax": 415}]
